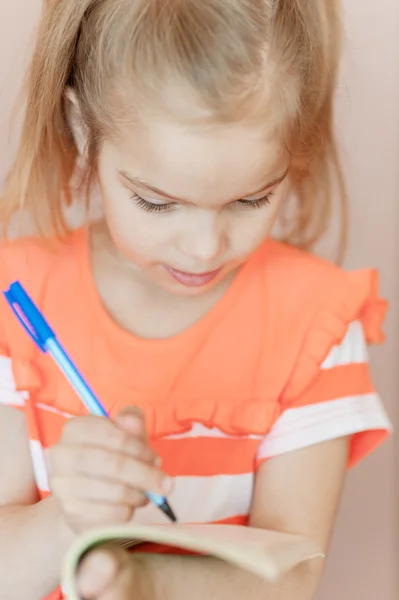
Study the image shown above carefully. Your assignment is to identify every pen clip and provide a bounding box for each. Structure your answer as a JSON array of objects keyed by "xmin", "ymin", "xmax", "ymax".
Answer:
[{"xmin": 3, "ymin": 281, "xmax": 54, "ymax": 353}]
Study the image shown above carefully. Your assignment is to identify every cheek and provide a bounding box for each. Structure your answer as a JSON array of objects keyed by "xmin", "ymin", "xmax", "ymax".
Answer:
[
  {"xmin": 96, "ymin": 151, "xmax": 158, "ymax": 262},
  {"xmin": 106, "ymin": 216, "xmax": 156, "ymax": 266},
  {"xmin": 101, "ymin": 189, "xmax": 172, "ymax": 265},
  {"xmin": 98, "ymin": 182, "xmax": 144, "ymax": 255},
  {"xmin": 106, "ymin": 208, "xmax": 148, "ymax": 254},
  {"xmin": 97, "ymin": 150, "xmax": 139, "ymax": 236},
  {"xmin": 232, "ymin": 203, "xmax": 281, "ymax": 253},
  {"xmin": 101, "ymin": 190, "xmax": 132, "ymax": 239}
]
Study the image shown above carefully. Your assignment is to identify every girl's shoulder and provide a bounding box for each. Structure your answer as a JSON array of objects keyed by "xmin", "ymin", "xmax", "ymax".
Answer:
[
  {"xmin": 256, "ymin": 238, "xmax": 371, "ymax": 296},
  {"xmin": 251, "ymin": 239, "xmax": 387, "ymax": 351},
  {"xmin": 218, "ymin": 240, "xmax": 390, "ymax": 467},
  {"xmin": 0, "ymin": 228, "xmax": 84, "ymax": 295},
  {"xmin": 0, "ymin": 228, "xmax": 86, "ymax": 358},
  {"xmin": 235, "ymin": 238, "xmax": 387, "ymax": 398}
]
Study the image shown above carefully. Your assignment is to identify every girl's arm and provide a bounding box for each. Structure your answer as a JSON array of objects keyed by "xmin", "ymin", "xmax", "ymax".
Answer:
[
  {"xmin": 78, "ymin": 436, "xmax": 349, "ymax": 600},
  {"xmin": 0, "ymin": 405, "xmax": 74, "ymax": 600}
]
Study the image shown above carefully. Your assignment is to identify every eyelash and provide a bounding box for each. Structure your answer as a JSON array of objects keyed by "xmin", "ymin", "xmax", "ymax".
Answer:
[
  {"xmin": 236, "ymin": 193, "xmax": 273, "ymax": 209},
  {"xmin": 131, "ymin": 192, "xmax": 273, "ymax": 213},
  {"xmin": 131, "ymin": 194, "xmax": 172, "ymax": 213}
]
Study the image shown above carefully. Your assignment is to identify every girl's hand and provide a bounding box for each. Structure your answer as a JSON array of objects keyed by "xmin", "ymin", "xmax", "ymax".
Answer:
[
  {"xmin": 76, "ymin": 544, "xmax": 150, "ymax": 600},
  {"xmin": 49, "ymin": 407, "xmax": 172, "ymax": 534}
]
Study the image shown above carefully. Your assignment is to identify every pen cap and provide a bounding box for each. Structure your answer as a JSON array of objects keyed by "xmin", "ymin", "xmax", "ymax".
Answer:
[{"xmin": 3, "ymin": 281, "xmax": 55, "ymax": 352}]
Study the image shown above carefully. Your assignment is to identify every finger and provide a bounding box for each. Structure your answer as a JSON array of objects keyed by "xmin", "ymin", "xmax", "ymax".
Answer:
[
  {"xmin": 115, "ymin": 406, "xmax": 148, "ymax": 441},
  {"xmin": 77, "ymin": 546, "xmax": 136, "ymax": 600},
  {"xmin": 50, "ymin": 446, "xmax": 173, "ymax": 497},
  {"xmin": 50, "ymin": 433, "xmax": 158, "ymax": 473},
  {"xmin": 55, "ymin": 497, "xmax": 135, "ymax": 528},
  {"xmin": 51, "ymin": 475, "xmax": 148, "ymax": 508},
  {"xmin": 62, "ymin": 415, "xmax": 148, "ymax": 449}
]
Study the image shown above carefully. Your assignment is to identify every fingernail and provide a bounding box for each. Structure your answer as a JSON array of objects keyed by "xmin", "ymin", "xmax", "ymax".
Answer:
[
  {"xmin": 116, "ymin": 414, "xmax": 141, "ymax": 434},
  {"xmin": 119, "ymin": 406, "xmax": 144, "ymax": 417},
  {"xmin": 162, "ymin": 476, "xmax": 173, "ymax": 494}
]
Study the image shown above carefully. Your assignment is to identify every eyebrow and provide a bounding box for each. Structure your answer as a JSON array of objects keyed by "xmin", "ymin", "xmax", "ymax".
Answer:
[{"xmin": 119, "ymin": 167, "xmax": 289, "ymax": 204}]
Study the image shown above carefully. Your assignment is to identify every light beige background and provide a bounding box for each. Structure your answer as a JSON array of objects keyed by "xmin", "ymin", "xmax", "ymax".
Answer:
[{"xmin": 0, "ymin": 1, "xmax": 398, "ymax": 599}]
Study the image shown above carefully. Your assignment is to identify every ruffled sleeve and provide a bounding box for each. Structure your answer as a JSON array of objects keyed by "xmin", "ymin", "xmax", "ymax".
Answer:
[
  {"xmin": 264, "ymin": 269, "xmax": 392, "ymax": 467},
  {"xmin": 0, "ymin": 315, "xmax": 8, "ymax": 357},
  {"xmin": 0, "ymin": 266, "xmax": 10, "ymax": 357},
  {"xmin": 282, "ymin": 269, "xmax": 387, "ymax": 399},
  {"xmin": 0, "ymin": 241, "xmax": 44, "ymax": 408}
]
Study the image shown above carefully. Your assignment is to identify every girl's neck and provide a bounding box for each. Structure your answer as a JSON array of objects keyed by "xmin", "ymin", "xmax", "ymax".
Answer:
[{"xmin": 88, "ymin": 220, "xmax": 235, "ymax": 340}]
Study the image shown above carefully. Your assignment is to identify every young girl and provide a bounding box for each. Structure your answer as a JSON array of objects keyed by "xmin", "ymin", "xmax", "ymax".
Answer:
[{"xmin": 0, "ymin": 1, "xmax": 392, "ymax": 599}]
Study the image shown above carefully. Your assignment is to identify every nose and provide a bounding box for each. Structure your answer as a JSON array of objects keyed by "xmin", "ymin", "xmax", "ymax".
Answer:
[{"xmin": 178, "ymin": 210, "xmax": 227, "ymax": 263}]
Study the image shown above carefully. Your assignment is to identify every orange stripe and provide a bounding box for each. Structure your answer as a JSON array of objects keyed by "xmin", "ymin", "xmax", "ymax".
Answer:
[
  {"xmin": 350, "ymin": 429, "xmax": 390, "ymax": 467},
  {"xmin": 291, "ymin": 363, "xmax": 374, "ymax": 408},
  {"xmin": 32, "ymin": 407, "xmax": 261, "ymax": 476},
  {"xmin": 43, "ymin": 589, "xmax": 62, "ymax": 600},
  {"xmin": 152, "ymin": 437, "xmax": 260, "ymax": 476}
]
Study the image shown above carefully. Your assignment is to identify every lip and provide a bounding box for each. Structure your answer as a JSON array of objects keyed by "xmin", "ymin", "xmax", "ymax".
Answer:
[{"xmin": 164, "ymin": 265, "xmax": 222, "ymax": 287}]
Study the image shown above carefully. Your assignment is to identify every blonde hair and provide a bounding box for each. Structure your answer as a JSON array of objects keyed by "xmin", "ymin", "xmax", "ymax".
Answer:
[{"xmin": 1, "ymin": 0, "xmax": 346, "ymax": 254}]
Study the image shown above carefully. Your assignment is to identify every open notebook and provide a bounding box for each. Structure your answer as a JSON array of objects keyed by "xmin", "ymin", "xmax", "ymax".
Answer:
[{"xmin": 61, "ymin": 523, "xmax": 324, "ymax": 599}]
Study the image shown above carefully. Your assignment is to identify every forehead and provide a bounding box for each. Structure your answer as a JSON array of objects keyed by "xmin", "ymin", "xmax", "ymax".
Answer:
[
  {"xmin": 102, "ymin": 83, "xmax": 290, "ymax": 202},
  {"xmin": 109, "ymin": 119, "xmax": 287, "ymax": 200}
]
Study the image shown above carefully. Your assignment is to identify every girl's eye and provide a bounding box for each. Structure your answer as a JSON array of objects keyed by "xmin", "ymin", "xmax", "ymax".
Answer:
[
  {"xmin": 131, "ymin": 191, "xmax": 273, "ymax": 213},
  {"xmin": 235, "ymin": 192, "xmax": 273, "ymax": 209},
  {"xmin": 131, "ymin": 193, "xmax": 175, "ymax": 213}
]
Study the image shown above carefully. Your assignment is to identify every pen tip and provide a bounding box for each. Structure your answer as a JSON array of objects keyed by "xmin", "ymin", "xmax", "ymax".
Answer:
[{"xmin": 161, "ymin": 500, "xmax": 178, "ymax": 523}]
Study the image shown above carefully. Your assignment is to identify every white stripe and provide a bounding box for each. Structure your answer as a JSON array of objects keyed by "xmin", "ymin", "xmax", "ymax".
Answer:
[
  {"xmin": 0, "ymin": 356, "xmax": 18, "ymax": 390},
  {"xmin": 0, "ymin": 357, "xmax": 75, "ymax": 414},
  {"xmin": 36, "ymin": 402, "xmax": 74, "ymax": 420},
  {"xmin": 0, "ymin": 388, "xmax": 28, "ymax": 407},
  {"xmin": 0, "ymin": 356, "xmax": 29, "ymax": 406},
  {"xmin": 134, "ymin": 473, "xmax": 253, "ymax": 525},
  {"xmin": 257, "ymin": 394, "xmax": 392, "ymax": 459},
  {"xmin": 29, "ymin": 439, "xmax": 50, "ymax": 492},
  {"xmin": 321, "ymin": 321, "xmax": 368, "ymax": 369},
  {"xmin": 0, "ymin": 357, "xmax": 52, "ymax": 491},
  {"xmin": 0, "ymin": 357, "xmax": 51, "ymax": 490},
  {"xmin": 164, "ymin": 422, "xmax": 262, "ymax": 441}
]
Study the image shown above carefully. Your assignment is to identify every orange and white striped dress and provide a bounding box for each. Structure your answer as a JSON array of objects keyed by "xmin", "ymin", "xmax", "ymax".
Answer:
[{"xmin": 0, "ymin": 227, "xmax": 392, "ymax": 600}]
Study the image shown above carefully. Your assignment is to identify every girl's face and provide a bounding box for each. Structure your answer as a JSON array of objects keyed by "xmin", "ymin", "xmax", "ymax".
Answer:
[{"xmin": 96, "ymin": 96, "xmax": 290, "ymax": 297}]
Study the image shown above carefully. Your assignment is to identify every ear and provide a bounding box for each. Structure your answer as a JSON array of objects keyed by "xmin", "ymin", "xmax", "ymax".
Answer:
[{"xmin": 65, "ymin": 87, "xmax": 89, "ymax": 157}]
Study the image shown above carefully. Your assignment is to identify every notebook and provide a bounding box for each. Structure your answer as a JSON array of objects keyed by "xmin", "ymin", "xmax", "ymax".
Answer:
[{"xmin": 61, "ymin": 523, "xmax": 323, "ymax": 599}]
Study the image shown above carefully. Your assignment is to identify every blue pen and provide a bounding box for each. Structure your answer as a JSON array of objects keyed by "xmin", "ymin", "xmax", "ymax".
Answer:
[{"xmin": 3, "ymin": 281, "xmax": 177, "ymax": 523}]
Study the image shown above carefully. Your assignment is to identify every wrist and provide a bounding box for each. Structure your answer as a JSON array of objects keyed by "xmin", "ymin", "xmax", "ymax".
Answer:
[{"xmin": 48, "ymin": 495, "xmax": 76, "ymax": 553}]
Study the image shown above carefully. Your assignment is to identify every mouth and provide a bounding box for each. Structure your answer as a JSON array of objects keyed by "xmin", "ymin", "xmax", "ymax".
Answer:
[{"xmin": 163, "ymin": 265, "xmax": 222, "ymax": 287}]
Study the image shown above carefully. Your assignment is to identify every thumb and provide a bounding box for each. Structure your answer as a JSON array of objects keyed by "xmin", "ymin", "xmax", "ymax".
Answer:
[{"xmin": 76, "ymin": 545, "xmax": 132, "ymax": 599}]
